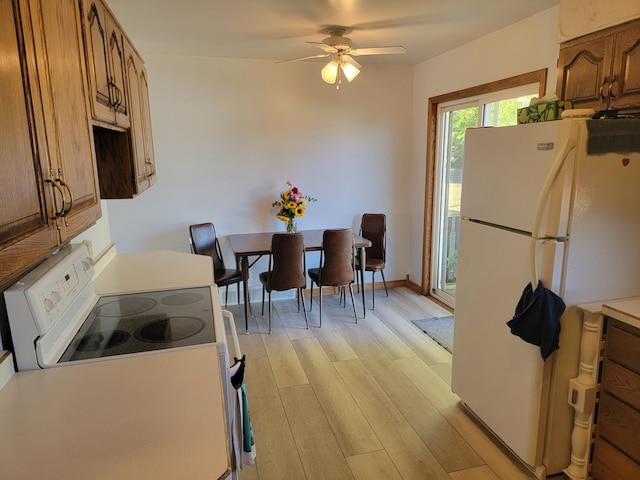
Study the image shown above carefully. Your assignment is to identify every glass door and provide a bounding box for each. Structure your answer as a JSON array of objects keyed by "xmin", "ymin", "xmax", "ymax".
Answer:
[
  {"xmin": 430, "ymin": 86, "xmax": 538, "ymax": 307},
  {"xmin": 431, "ymin": 103, "xmax": 479, "ymax": 305}
]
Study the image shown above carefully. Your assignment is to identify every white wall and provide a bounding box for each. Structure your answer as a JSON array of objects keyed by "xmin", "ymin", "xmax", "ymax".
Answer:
[
  {"xmin": 408, "ymin": 6, "xmax": 561, "ymax": 287},
  {"xmin": 83, "ymin": 5, "xmax": 563, "ymax": 293},
  {"xmin": 104, "ymin": 56, "xmax": 413, "ymax": 290}
]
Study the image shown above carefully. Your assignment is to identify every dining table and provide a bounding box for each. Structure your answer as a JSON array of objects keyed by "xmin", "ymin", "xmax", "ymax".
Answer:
[{"xmin": 227, "ymin": 228, "xmax": 372, "ymax": 333}]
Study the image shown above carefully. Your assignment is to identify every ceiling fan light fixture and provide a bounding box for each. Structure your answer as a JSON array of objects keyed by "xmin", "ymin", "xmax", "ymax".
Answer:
[
  {"xmin": 340, "ymin": 58, "xmax": 360, "ymax": 82},
  {"xmin": 321, "ymin": 60, "xmax": 339, "ymax": 84}
]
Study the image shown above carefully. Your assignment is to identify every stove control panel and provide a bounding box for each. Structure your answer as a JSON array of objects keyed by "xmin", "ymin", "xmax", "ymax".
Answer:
[{"xmin": 9, "ymin": 243, "xmax": 95, "ymax": 335}]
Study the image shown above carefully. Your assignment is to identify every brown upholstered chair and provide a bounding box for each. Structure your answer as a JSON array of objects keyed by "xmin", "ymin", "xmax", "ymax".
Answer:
[
  {"xmin": 259, "ymin": 233, "xmax": 309, "ymax": 334},
  {"xmin": 189, "ymin": 222, "xmax": 243, "ymax": 307},
  {"xmin": 307, "ymin": 228, "xmax": 358, "ymax": 326},
  {"xmin": 356, "ymin": 213, "xmax": 388, "ymax": 310}
]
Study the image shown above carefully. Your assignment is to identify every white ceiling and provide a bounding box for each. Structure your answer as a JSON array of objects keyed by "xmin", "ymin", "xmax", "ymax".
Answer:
[{"xmin": 107, "ymin": 0, "xmax": 558, "ymax": 65}]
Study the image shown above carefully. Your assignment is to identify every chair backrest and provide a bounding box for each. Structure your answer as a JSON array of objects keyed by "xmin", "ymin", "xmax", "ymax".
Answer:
[
  {"xmin": 268, "ymin": 233, "xmax": 306, "ymax": 291},
  {"xmin": 319, "ymin": 228, "xmax": 354, "ymax": 286},
  {"xmin": 189, "ymin": 222, "xmax": 225, "ymax": 271},
  {"xmin": 360, "ymin": 213, "xmax": 386, "ymax": 260}
]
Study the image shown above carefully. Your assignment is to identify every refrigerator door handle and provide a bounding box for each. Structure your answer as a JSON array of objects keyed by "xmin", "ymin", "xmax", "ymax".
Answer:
[{"xmin": 530, "ymin": 139, "xmax": 576, "ymax": 286}]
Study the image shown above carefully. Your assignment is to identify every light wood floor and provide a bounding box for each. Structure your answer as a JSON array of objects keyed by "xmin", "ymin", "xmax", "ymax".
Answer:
[{"xmin": 224, "ymin": 287, "xmax": 570, "ymax": 480}]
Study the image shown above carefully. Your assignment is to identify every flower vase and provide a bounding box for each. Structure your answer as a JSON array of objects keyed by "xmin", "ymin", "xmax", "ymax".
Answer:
[{"xmin": 286, "ymin": 218, "xmax": 297, "ymax": 233}]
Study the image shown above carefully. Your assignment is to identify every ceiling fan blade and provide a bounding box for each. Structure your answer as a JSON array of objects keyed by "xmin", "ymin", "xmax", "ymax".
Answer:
[
  {"xmin": 276, "ymin": 53, "xmax": 330, "ymax": 64},
  {"xmin": 349, "ymin": 46, "xmax": 406, "ymax": 56}
]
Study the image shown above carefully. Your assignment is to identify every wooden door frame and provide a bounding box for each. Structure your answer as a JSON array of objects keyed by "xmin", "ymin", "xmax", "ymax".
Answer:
[{"xmin": 421, "ymin": 69, "xmax": 548, "ymax": 298}]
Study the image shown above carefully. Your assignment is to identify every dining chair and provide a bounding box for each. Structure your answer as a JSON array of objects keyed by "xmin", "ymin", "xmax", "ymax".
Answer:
[
  {"xmin": 189, "ymin": 222, "xmax": 243, "ymax": 307},
  {"xmin": 259, "ymin": 233, "xmax": 309, "ymax": 334},
  {"xmin": 307, "ymin": 228, "xmax": 358, "ymax": 326},
  {"xmin": 356, "ymin": 213, "xmax": 388, "ymax": 310}
]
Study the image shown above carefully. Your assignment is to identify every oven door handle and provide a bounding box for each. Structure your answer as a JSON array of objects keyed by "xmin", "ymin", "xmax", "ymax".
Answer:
[{"xmin": 222, "ymin": 309, "xmax": 242, "ymax": 360}]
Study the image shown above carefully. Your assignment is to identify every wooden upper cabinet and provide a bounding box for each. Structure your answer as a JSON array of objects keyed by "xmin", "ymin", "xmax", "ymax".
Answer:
[
  {"xmin": 139, "ymin": 67, "xmax": 157, "ymax": 190},
  {"xmin": 82, "ymin": 0, "xmax": 157, "ymax": 199},
  {"xmin": 125, "ymin": 40, "xmax": 156, "ymax": 195},
  {"xmin": 557, "ymin": 18, "xmax": 640, "ymax": 112},
  {"xmin": 0, "ymin": 0, "xmax": 59, "ymax": 287},
  {"xmin": 80, "ymin": 0, "xmax": 129, "ymax": 128},
  {"xmin": 30, "ymin": 0, "xmax": 101, "ymax": 241},
  {"xmin": 0, "ymin": 0, "xmax": 101, "ymax": 288},
  {"xmin": 611, "ymin": 27, "xmax": 640, "ymax": 111}
]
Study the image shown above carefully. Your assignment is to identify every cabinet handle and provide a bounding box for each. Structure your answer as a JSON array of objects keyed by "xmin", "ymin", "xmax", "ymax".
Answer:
[
  {"xmin": 609, "ymin": 74, "xmax": 618, "ymax": 98},
  {"xmin": 600, "ymin": 77, "xmax": 608, "ymax": 101},
  {"xmin": 57, "ymin": 173, "xmax": 74, "ymax": 219},
  {"xmin": 46, "ymin": 175, "xmax": 66, "ymax": 219},
  {"xmin": 108, "ymin": 77, "xmax": 121, "ymax": 109},
  {"xmin": 114, "ymin": 84, "xmax": 123, "ymax": 110},
  {"xmin": 145, "ymin": 159, "xmax": 155, "ymax": 178}
]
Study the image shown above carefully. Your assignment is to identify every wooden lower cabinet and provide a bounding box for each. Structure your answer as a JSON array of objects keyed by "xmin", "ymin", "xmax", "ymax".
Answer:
[
  {"xmin": 591, "ymin": 321, "xmax": 640, "ymax": 479},
  {"xmin": 0, "ymin": 0, "xmax": 100, "ymax": 288}
]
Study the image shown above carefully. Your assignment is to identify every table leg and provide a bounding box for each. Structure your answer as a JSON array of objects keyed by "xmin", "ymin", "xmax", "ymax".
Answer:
[
  {"xmin": 240, "ymin": 255, "xmax": 250, "ymax": 334},
  {"xmin": 359, "ymin": 246, "xmax": 366, "ymax": 318}
]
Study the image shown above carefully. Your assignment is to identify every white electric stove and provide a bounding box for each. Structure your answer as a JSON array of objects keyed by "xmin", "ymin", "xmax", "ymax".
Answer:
[
  {"xmin": 4, "ymin": 243, "xmax": 227, "ymax": 371},
  {"xmin": 4, "ymin": 242, "xmax": 241, "ymax": 478}
]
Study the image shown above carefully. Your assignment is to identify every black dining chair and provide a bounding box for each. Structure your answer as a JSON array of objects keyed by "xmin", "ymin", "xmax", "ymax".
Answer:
[
  {"xmin": 356, "ymin": 213, "xmax": 388, "ymax": 310},
  {"xmin": 189, "ymin": 222, "xmax": 243, "ymax": 307},
  {"xmin": 307, "ymin": 228, "xmax": 358, "ymax": 327},
  {"xmin": 259, "ymin": 233, "xmax": 309, "ymax": 334}
]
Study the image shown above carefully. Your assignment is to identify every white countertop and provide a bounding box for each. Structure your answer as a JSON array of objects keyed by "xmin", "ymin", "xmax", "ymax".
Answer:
[
  {"xmin": 0, "ymin": 346, "xmax": 231, "ymax": 480},
  {"xmin": 601, "ymin": 297, "xmax": 640, "ymax": 330},
  {"xmin": 93, "ymin": 248, "xmax": 215, "ymax": 295}
]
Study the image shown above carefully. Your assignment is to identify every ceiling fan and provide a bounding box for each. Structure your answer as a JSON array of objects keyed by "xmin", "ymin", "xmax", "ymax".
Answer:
[{"xmin": 278, "ymin": 27, "xmax": 406, "ymax": 88}]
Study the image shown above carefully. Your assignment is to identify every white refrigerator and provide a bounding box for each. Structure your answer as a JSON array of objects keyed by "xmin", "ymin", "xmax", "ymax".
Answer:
[{"xmin": 451, "ymin": 118, "xmax": 640, "ymax": 478}]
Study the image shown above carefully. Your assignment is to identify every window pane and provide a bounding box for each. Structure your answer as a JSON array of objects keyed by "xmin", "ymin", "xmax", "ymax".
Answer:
[{"xmin": 482, "ymin": 94, "xmax": 537, "ymax": 126}]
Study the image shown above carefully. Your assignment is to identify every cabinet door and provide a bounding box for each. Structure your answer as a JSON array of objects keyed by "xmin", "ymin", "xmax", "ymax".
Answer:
[
  {"xmin": 124, "ymin": 42, "xmax": 147, "ymax": 194},
  {"xmin": 80, "ymin": 0, "xmax": 114, "ymax": 124},
  {"xmin": 610, "ymin": 27, "xmax": 640, "ymax": 111},
  {"xmin": 0, "ymin": 0, "xmax": 58, "ymax": 287},
  {"xmin": 139, "ymin": 67, "xmax": 157, "ymax": 190},
  {"xmin": 27, "ymin": 0, "xmax": 101, "ymax": 242},
  {"xmin": 106, "ymin": 13, "xmax": 129, "ymax": 128},
  {"xmin": 556, "ymin": 33, "xmax": 614, "ymax": 111}
]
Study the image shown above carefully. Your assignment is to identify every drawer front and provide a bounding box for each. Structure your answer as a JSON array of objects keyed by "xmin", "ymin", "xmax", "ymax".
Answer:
[
  {"xmin": 607, "ymin": 325, "xmax": 640, "ymax": 375},
  {"xmin": 592, "ymin": 438, "xmax": 640, "ymax": 480},
  {"xmin": 601, "ymin": 360, "xmax": 640, "ymax": 411},
  {"xmin": 598, "ymin": 392, "xmax": 640, "ymax": 463}
]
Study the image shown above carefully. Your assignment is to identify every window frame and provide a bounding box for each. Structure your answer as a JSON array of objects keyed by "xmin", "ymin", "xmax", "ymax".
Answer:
[{"xmin": 420, "ymin": 69, "xmax": 547, "ymax": 300}]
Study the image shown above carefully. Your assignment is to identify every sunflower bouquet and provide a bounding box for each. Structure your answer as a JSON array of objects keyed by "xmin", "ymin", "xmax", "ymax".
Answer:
[{"xmin": 272, "ymin": 180, "xmax": 316, "ymax": 233}]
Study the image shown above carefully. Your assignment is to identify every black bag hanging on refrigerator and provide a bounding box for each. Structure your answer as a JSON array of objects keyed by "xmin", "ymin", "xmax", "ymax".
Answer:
[{"xmin": 506, "ymin": 281, "xmax": 566, "ymax": 360}]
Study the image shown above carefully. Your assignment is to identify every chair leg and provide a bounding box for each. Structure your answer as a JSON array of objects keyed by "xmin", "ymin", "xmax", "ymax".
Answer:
[
  {"xmin": 348, "ymin": 284, "xmax": 357, "ymax": 323},
  {"xmin": 371, "ymin": 272, "xmax": 376, "ymax": 310},
  {"xmin": 339, "ymin": 287, "xmax": 346, "ymax": 308},
  {"xmin": 319, "ymin": 285, "xmax": 323, "ymax": 328},
  {"xmin": 268, "ymin": 290, "xmax": 272, "ymax": 334},
  {"xmin": 309, "ymin": 282, "xmax": 314, "ymax": 311},
  {"xmin": 381, "ymin": 270, "xmax": 389, "ymax": 297},
  {"xmin": 299, "ymin": 288, "xmax": 309, "ymax": 329},
  {"xmin": 261, "ymin": 285, "xmax": 266, "ymax": 316},
  {"xmin": 224, "ymin": 285, "xmax": 229, "ymax": 308}
]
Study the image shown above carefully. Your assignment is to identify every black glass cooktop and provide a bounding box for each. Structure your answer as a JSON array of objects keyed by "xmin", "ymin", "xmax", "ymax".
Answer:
[{"xmin": 58, "ymin": 286, "xmax": 216, "ymax": 363}]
